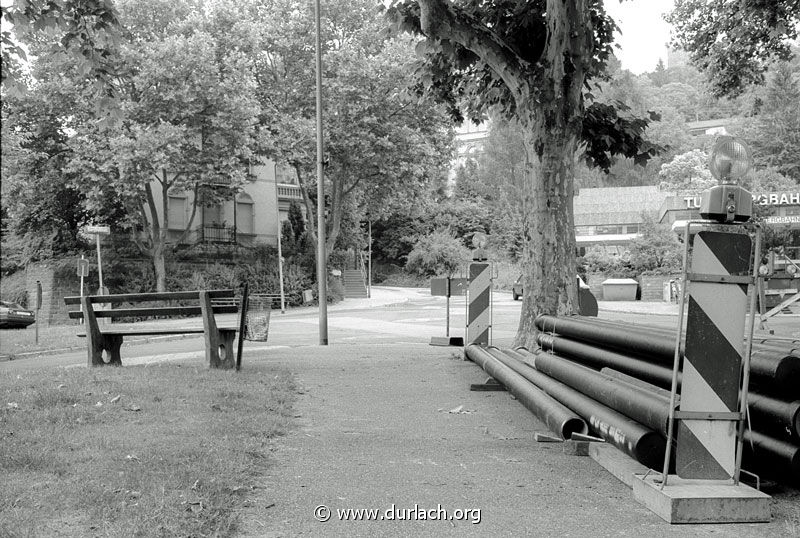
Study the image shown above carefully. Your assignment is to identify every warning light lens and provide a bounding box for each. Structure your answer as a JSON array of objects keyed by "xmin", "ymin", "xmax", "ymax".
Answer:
[{"xmin": 709, "ymin": 136, "xmax": 752, "ymax": 183}]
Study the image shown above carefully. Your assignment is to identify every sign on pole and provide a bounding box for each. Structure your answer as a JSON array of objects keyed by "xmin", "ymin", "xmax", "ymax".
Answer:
[
  {"xmin": 85, "ymin": 225, "xmax": 111, "ymax": 235},
  {"xmin": 77, "ymin": 258, "xmax": 90, "ymax": 277}
]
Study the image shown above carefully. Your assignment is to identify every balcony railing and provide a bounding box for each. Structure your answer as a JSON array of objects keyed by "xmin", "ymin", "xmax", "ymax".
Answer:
[
  {"xmin": 277, "ymin": 184, "xmax": 302, "ymax": 199},
  {"xmin": 201, "ymin": 224, "xmax": 236, "ymax": 244}
]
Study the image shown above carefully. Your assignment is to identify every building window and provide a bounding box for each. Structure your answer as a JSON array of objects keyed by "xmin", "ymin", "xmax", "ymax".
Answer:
[
  {"xmin": 596, "ymin": 225, "xmax": 623, "ymax": 235},
  {"xmin": 236, "ymin": 194, "xmax": 254, "ymax": 235},
  {"xmin": 167, "ymin": 195, "xmax": 187, "ymax": 230}
]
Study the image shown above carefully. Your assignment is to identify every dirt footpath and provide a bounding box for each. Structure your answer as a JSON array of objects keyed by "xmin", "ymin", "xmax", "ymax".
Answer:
[{"xmin": 240, "ymin": 344, "xmax": 798, "ymax": 537}]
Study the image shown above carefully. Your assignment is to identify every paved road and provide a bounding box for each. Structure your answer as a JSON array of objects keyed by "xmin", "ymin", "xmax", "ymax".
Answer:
[{"xmin": 3, "ymin": 286, "xmax": 797, "ymax": 373}]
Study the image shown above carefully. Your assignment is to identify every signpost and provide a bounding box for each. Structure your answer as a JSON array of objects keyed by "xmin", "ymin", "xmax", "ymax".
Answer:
[
  {"xmin": 430, "ymin": 277, "xmax": 467, "ymax": 346},
  {"xmin": 85, "ymin": 225, "xmax": 110, "ymax": 295},
  {"xmin": 35, "ymin": 280, "xmax": 42, "ymax": 344},
  {"xmin": 77, "ymin": 255, "xmax": 89, "ymax": 297}
]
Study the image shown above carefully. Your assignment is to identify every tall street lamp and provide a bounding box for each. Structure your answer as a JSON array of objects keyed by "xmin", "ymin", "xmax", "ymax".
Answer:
[{"xmin": 314, "ymin": 0, "xmax": 328, "ymax": 345}]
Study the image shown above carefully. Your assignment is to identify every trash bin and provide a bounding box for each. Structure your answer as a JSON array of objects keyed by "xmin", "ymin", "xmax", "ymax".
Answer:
[
  {"xmin": 302, "ymin": 289, "xmax": 314, "ymax": 304},
  {"xmin": 245, "ymin": 295, "xmax": 272, "ymax": 342},
  {"xmin": 601, "ymin": 278, "xmax": 638, "ymax": 301}
]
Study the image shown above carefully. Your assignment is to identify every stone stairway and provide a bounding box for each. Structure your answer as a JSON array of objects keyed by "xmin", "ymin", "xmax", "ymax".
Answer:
[{"xmin": 342, "ymin": 269, "xmax": 368, "ymax": 298}]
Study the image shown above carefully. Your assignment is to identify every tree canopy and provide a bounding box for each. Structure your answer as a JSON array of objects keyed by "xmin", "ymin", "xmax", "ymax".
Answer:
[{"xmin": 667, "ymin": 0, "xmax": 800, "ymax": 97}]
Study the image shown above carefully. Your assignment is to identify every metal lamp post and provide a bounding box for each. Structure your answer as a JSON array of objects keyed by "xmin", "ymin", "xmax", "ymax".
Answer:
[{"xmin": 314, "ymin": 0, "xmax": 328, "ymax": 345}]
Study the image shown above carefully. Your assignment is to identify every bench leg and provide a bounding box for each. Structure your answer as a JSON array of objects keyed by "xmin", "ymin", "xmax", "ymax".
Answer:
[
  {"xmin": 207, "ymin": 329, "xmax": 236, "ymax": 370},
  {"xmin": 88, "ymin": 334, "xmax": 123, "ymax": 367}
]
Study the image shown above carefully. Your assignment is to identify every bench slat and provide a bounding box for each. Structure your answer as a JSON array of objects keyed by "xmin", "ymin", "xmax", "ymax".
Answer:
[
  {"xmin": 77, "ymin": 328, "xmax": 206, "ymax": 337},
  {"xmin": 68, "ymin": 305, "xmax": 239, "ymax": 319},
  {"xmin": 64, "ymin": 289, "xmax": 235, "ymax": 305}
]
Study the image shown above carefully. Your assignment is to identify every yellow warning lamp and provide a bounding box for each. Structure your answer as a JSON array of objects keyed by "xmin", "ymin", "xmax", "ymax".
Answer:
[{"xmin": 700, "ymin": 136, "xmax": 754, "ymax": 223}]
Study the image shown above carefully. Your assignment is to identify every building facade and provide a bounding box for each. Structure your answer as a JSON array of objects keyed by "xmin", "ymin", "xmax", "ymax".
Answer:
[{"xmin": 156, "ymin": 158, "xmax": 304, "ymax": 249}]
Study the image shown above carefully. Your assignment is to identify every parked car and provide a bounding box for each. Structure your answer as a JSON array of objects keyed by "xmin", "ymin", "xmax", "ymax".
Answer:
[{"xmin": 0, "ymin": 300, "xmax": 36, "ymax": 329}]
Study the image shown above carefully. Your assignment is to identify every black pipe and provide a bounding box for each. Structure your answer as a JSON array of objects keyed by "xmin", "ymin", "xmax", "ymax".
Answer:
[
  {"xmin": 536, "ymin": 318, "xmax": 800, "ymax": 395},
  {"xmin": 743, "ymin": 430, "xmax": 800, "ymax": 485},
  {"xmin": 536, "ymin": 315, "xmax": 676, "ymax": 364},
  {"xmin": 574, "ymin": 316, "xmax": 799, "ymax": 359},
  {"xmin": 535, "ymin": 336, "xmax": 800, "ymax": 440},
  {"xmin": 518, "ymin": 349, "xmax": 800, "ymax": 483},
  {"xmin": 748, "ymin": 392, "xmax": 800, "ymax": 443},
  {"xmin": 530, "ymin": 352, "xmax": 675, "ymax": 436},
  {"xmin": 536, "ymin": 333, "xmax": 678, "ymax": 388},
  {"xmin": 479, "ymin": 346, "xmax": 666, "ymax": 469},
  {"xmin": 463, "ymin": 345, "xmax": 587, "ymax": 440}
]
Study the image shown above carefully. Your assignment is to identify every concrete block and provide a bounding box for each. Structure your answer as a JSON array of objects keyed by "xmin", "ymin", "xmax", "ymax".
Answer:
[
  {"xmin": 589, "ymin": 443, "xmax": 648, "ymax": 488},
  {"xmin": 633, "ymin": 474, "xmax": 771, "ymax": 524},
  {"xmin": 563, "ymin": 440, "xmax": 589, "ymax": 456}
]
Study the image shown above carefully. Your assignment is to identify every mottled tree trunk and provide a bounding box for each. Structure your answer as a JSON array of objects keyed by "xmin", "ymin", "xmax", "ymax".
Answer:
[
  {"xmin": 514, "ymin": 127, "xmax": 579, "ymax": 349},
  {"xmin": 153, "ymin": 242, "xmax": 167, "ymax": 292},
  {"xmin": 512, "ymin": 0, "xmax": 590, "ymax": 348}
]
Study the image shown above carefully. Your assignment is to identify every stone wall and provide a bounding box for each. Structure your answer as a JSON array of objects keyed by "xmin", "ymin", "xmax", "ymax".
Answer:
[
  {"xmin": 638, "ymin": 274, "xmax": 681, "ymax": 302},
  {"xmin": 25, "ymin": 260, "xmax": 82, "ymax": 327}
]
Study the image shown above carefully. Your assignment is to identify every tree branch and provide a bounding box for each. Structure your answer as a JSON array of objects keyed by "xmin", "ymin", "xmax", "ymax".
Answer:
[{"xmin": 416, "ymin": 0, "xmax": 528, "ymax": 98}]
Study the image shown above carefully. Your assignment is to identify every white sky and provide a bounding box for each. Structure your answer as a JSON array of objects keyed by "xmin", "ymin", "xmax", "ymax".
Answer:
[{"xmin": 604, "ymin": 0, "xmax": 675, "ymax": 74}]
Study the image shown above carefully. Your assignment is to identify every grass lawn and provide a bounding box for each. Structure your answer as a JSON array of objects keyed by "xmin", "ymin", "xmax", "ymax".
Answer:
[
  {"xmin": 0, "ymin": 325, "xmax": 85, "ymax": 358},
  {"xmin": 0, "ymin": 362, "xmax": 295, "ymax": 537}
]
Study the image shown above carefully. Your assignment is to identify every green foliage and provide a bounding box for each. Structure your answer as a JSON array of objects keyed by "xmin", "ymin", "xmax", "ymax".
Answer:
[
  {"xmin": 729, "ymin": 62, "xmax": 800, "ymax": 181},
  {"xmin": 258, "ymin": 1, "xmax": 453, "ymax": 256},
  {"xmin": 1, "ymin": 0, "xmax": 122, "ymax": 96},
  {"xmin": 405, "ymin": 228, "xmax": 469, "ymax": 277},
  {"xmin": 667, "ymin": 0, "xmax": 800, "ymax": 98},
  {"xmin": 582, "ymin": 247, "xmax": 635, "ymax": 279},
  {"xmin": 626, "ymin": 219, "xmax": 683, "ymax": 275},
  {"xmin": 658, "ymin": 150, "xmax": 716, "ymax": 193}
]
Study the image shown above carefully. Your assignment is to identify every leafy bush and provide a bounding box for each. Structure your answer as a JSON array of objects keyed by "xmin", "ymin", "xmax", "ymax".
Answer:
[
  {"xmin": 405, "ymin": 229, "xmax": 469, "ymax": 277},
  {"xmin": 627, "ymin": 219, "xmax": 682, "ymax": 274},
  {"xmin": 583, "ymin": 247, "xmax": 636, "ymax": 278}
]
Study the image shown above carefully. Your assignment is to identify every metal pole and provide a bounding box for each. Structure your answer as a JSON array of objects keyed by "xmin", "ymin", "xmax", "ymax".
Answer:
[
  {"xmin": 274, "ymin": 166, "xmax": 286, "ymax": 313},
  {"xmin": 735, "ymin": 225, "xmax": 761, "ymax": 485},
  {"xmin": 367, "ymin": 219, "xmax": 372, "ymax": 298},
  {"xmin": 661, "ymin": 220, "xmax": 692, "ymax": 489},
  {"xmin": 96, "ymin": 233, "xmax": 104, "ymax": 294},
  {"xmin": 445, "ymin": 294, "xmax": 450, "ymax": 338},
  {"xmin": 314, "ymin": 0, "xmax": 328, "ymax": 345},
  {"xmin": 80, "ymin": 254, "xmax": 85, "ymax": 298}
]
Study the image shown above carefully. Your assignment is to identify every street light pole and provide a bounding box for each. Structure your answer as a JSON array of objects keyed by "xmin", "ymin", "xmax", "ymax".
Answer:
[
  {"xmin": 314, "ymin": 0, "xmax": 328, "ymax": 345},
  {"xmin": 273, "ymin": 164, "xmax": 286, "ymax": 314}
]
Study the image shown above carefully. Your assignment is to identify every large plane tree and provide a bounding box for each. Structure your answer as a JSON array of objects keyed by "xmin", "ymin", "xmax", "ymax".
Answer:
[{"xmin": 386, "ymin": 0, "xmax": 659, "ymax": 347}]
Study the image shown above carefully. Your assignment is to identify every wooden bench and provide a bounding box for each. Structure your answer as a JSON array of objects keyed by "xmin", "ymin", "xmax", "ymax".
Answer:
[{"xmin": 64, "ymin": 288, "xmax": 248, "ymax": 369}]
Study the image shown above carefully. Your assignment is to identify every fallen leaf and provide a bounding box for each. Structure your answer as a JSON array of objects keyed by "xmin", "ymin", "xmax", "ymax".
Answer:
[
  {"xmin": 124, "ymin": 405, "xmax": 141, "ymax": 412},
  {"xmin": 449, "ymin": 405, "xmax": 464, "ymax": 414},
  {"xmin": 110, "ymin": 395, "xmax": 121, "ymax": 404},
  {"xmin": 95, "ymin": 402, "xmax": 103, "ymax": 408},
  {"xmin": 6, "ymin": 403, "xmax": 19, "ymax": 410}
]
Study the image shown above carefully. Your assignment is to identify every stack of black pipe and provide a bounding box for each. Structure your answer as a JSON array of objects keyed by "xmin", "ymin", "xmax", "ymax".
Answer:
[{"xmin": 531, "ymin": 314, "xmax": 800, "ymax": 486}]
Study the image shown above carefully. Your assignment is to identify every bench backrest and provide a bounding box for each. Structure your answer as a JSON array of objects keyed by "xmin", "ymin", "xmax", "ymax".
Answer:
[{"xmin": 64, "ymin": 289, "xmax": 238, "ymax": 320}]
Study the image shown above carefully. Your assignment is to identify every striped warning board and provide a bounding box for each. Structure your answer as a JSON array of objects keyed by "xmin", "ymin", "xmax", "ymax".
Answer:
[
  {"xmin": 467, "ymin": 262, "xmax": 491, "ymax": 346},
  {"xmin": 677, "ymin": 231, "xmax": 751, "ymax": 480}
]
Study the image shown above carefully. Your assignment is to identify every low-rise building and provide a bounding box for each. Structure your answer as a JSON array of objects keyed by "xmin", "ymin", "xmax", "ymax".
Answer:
[{"xmin": 159, "ymin": 158, "xmax": 303, "ymax": 249}]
